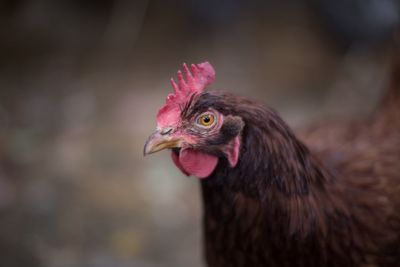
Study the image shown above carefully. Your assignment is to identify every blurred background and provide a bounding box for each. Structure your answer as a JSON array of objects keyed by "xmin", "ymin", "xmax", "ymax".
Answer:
[{"xmin": 0, "ymin": 0, "xmax": 399, "ymax": 266}]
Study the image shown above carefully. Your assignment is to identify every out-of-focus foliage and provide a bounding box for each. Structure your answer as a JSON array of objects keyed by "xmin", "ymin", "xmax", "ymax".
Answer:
[{"xmin": 0, "ymin": 0, "xmax": 397, "ymax": 266}]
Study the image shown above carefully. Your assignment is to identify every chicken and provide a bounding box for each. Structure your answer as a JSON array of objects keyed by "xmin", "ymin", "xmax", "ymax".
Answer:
[{"xmin": 143, "ymin": 59, "xmax": 400, "ymax": 266}]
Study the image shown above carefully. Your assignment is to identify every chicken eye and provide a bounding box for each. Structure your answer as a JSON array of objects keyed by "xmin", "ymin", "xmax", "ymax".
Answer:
[{"xmin": 197, "ymin": 113, "xmax": 216, "ymax": 127}]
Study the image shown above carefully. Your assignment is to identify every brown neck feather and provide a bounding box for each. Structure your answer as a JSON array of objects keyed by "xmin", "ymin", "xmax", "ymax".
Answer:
[{"xmin": 201, "ymin": 101, "xmax": 337, "ymax": 237}]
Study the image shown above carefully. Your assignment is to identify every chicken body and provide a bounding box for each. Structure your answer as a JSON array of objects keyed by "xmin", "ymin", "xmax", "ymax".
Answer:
[
  {"xmin": 201, "ymin": 91, "xmax": 400, "ymax": 267},
  {"xmin": 144, "ymin": 60, "xmax": 400, "ymax": 267}
]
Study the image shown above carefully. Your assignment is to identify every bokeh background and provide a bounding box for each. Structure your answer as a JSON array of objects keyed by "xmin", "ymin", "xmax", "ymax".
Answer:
[{"xmin": 0, "ymin": 0, "xmax": 399, "ymax": 266}]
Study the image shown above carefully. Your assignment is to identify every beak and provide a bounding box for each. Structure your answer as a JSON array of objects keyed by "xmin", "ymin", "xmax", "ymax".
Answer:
[{"xmin": 143, "ymin": 129, "xmax": 183, "ymax": 156}]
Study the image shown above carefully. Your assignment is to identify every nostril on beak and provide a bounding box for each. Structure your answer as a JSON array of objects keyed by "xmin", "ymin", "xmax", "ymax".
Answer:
[{"xmin": 160, "ymin": 127, "xmax": 173, "ymax": 135}]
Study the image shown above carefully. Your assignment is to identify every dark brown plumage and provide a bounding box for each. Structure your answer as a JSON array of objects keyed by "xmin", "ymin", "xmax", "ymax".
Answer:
[
  {"xmin": 200, "ymin": 93, "xmax": 399, "ymax": 266},
  {"xmin": 144, "ymin": 56, "xmax": 400, "ymax": 266}
]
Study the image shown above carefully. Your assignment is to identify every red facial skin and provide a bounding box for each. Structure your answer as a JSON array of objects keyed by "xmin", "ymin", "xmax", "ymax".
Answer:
[{"xmin": 166, "ymin": 111, "xmax": 241, "ymax": 178}]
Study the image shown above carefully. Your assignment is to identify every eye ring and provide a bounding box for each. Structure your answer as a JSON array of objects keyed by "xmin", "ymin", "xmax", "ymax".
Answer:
[{"xmin": 196, "ymin": 112, "xmax": 216, "ymax": 128}]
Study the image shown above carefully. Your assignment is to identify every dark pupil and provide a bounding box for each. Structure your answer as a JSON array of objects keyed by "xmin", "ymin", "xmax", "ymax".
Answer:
[{"xmin": 203, "ymin": 116, "xmax": 210, "ymax": 123}]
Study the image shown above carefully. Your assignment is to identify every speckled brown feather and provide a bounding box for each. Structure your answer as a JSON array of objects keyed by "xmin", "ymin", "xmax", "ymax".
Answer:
[{"xmin": 197, "ymin": 54, "xmax": 400, "ymax": 267}]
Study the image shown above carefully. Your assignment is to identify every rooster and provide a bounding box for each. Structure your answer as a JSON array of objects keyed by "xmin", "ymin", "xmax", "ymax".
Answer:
[{"xmin": 143, "ymin": 59, "xmax": 400, "ymax": 266}]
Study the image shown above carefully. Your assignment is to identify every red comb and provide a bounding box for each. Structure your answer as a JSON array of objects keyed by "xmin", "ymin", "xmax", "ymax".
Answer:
[{"xmin": 156, "ymin": 62, "xmax": 216, "ymax": 127}]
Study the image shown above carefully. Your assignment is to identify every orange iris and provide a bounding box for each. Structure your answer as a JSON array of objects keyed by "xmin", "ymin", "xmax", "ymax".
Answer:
[{"xmin": 198, "ymin": 114, "xmax": 215, "ymax": 127}]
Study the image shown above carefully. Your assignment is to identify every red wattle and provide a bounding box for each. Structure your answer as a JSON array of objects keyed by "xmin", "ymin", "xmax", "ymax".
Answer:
[
  {"xmin": 171, "ymin": 152, "xmax": 190, "ymax": 176},
  {"xmin": 171, "ymin": 149, "xmax": 218, "ymax": 178}
]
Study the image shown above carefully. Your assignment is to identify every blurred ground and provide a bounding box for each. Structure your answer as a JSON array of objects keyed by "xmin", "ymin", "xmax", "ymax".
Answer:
[{"xmin": 0, "ymin": 0, "xmax": 398, "ymax": 267}]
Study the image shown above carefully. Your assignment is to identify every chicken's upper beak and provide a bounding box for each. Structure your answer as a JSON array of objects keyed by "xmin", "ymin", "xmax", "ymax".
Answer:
[{"xmin": 143, "ymin": 129, "xmax": 183, "ymax": 156}]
